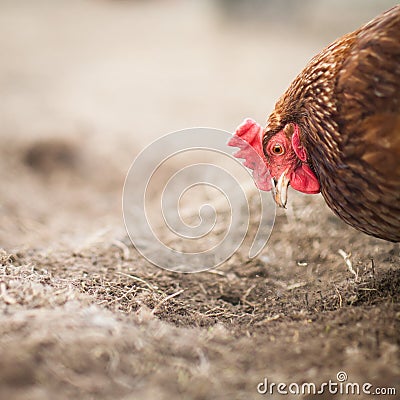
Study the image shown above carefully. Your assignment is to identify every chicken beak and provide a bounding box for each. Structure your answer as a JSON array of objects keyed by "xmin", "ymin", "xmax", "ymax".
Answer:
[{"xmin": 271, "ymin": 170, "xmax": 290, "ymax": 208}]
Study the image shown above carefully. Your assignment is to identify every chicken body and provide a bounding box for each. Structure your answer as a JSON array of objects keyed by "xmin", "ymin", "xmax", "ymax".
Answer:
[{"xmin": 231, "ymin": 6, "xmax": 400, "ymax": 242}]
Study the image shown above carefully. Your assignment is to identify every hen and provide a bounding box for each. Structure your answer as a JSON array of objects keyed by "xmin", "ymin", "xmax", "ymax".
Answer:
[{"xmin": 229, "ymin": 5, "xmax": 400, "ymax": 242}]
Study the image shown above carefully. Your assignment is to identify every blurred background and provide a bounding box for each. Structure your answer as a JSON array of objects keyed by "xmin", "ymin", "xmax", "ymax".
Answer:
[{"xmin": 0, "ymin": 0, "xmax": 397, "ymax": 249}]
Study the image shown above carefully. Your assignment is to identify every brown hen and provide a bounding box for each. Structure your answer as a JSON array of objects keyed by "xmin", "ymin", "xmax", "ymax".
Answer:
[{"xmin": 230, "ymin": 5, "xmax": 400, "ymax": 242}]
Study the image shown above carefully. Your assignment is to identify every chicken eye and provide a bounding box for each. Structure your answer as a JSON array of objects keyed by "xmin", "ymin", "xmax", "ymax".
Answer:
[{"xmin": 271, "ymin": 143, "xmax": 285, "ymax": 155}]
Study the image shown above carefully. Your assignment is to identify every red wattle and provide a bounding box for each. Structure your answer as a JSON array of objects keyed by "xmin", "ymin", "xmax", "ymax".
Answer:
[{"xmin": 290, "ymin": 164, "xmax": 320, "ymax": 194}]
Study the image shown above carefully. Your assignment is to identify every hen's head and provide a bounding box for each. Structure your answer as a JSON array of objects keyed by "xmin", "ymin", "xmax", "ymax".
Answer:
[
  {"xmin": 229, "ymin": 119, "xmax": 320, "ymax": 207},
  {"xmin": 263, "ymin": 122, "xmax": 320, "ymax": 207}
]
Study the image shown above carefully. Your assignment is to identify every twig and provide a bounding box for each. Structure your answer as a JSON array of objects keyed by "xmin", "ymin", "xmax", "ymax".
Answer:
[
  {"xmin": 241, "ymin": 284, "xmax": 256, "ymax": 307},
  {"xmin": 371, "ymin": 258, "xmax": 376, "ymax": 287},
  {"xmin": 204, "ymin": 307, "xmax": 224, "ymax": 315},
  {"xmin": 198, "ymin": 283, "xmax": 208, "ymax": 295},
  {"xmin": 152, "ymin": 289, "xmax": 184, "ymax": 314},
  {"xmin": 107, "ymin": 285, "xmax": 137, "ymax": 304},
  {"xmin": 242, "ymin": 284, "xmax": 256, "ymax": 301},
  {"xmin": 334, "ymin": 285, "xmax": 343, "ymax": 308},
  {"xmin": 286, "ymin": 282, "xmax": 307, "ymax": 290},
  {"xmin": 206, "ymin": 269, "xmax": 226, "ymax": 276},
  {"xmin": 305, "ymin": 292, "xmax": 309, "ymax": 308},
  {"xmin": 338, "ymin": 249, "xmax": 358, "ymax": 280},
  {"xmin": 116, "ymin": 272, "xmax": 158, "ymax": 292},
  {"xmin": 112, "ymin": 240, "xmax": 130, "ymax": 260},
  {"xmin": 241, "ymin": 298, "xmax": 256, "ymax": 307}
]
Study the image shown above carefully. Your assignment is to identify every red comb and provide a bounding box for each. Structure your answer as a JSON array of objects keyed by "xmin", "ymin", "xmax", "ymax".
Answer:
[{"xmin": 228, "ymin": 118, "xmax": 272, "ymax": 191}]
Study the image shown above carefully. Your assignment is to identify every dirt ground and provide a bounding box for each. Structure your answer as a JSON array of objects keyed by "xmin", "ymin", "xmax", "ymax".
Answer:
[{"xmin": 0, "ymin": 1, "xmax": 399, "ymax": 399}]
